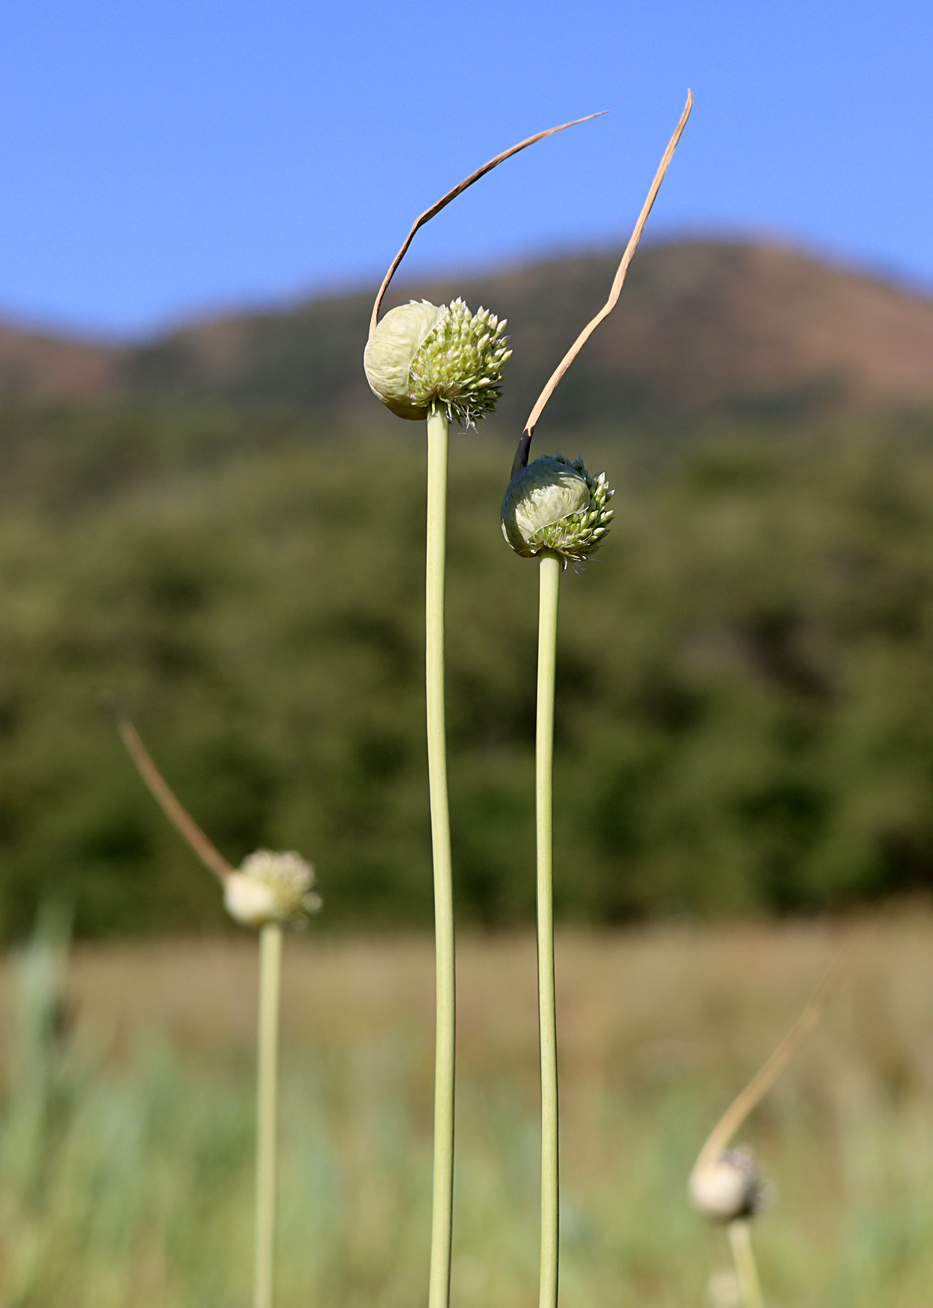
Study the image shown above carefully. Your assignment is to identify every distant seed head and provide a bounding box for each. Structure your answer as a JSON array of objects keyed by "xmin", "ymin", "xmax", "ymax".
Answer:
[
  {"xmin": 689, "ymin": 1147, "xmax": 765, "ymax": 1224},
  {"xmin": 224, "ymin": 850, "xmax": 322, "ymax": 929},
  {"xmin": 364, "ymin": 298, "xmax": 510, "ymax": 425},
  {"xmin": 501, "ymin": 453, "xmax": 614, "ymax": 566}
]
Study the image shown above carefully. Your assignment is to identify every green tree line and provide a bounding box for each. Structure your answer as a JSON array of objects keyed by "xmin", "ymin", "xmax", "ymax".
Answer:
[{"xmin": 1, "ymin": 399, "xmax": 933, "ymax": 936}]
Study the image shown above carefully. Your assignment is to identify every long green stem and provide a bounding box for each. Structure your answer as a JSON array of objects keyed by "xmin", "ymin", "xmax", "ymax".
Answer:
[
  {"xmin": 425, "ymin": 403, "xmax": 455, "ymax": 1308},
  {"xmin": 536, "ymin": 552, "xmax": 561, "ymax": 1308},
  {"xmin": 254, "ymin": 922, "xmax": 283, "ymax": 1308},
  {"xmin": 728, "ymin": 1219, "xmax": 765, "ymax": 1308}
]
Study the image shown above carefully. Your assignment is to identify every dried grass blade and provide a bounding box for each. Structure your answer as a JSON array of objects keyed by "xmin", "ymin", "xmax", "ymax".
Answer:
[{"xmin": 369, "ymin": 112, "xmax": 606, "ymax": 337}]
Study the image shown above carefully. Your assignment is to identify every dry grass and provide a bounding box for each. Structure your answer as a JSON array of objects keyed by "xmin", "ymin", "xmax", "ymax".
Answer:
[
  {"xmin": 62, "ymin": 910, "xmax": 931, "ymax": 1092},
  {"xmin": 0, "ymin": 911, "xmax": 931, "ymax": 1307}
]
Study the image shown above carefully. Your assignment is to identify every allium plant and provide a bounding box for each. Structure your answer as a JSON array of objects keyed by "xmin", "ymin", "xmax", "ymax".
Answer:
[
  {"xmin": 111, "ymin": 708, "xmax": 319, "ymax": 1308},
  {"xmin": 363, "ymin": 114, "xmax": 599, "ymax": 1308},
  {"xmin": 499, "ymin": 93, "xmax": 692, "ymax": 1308},
  {"xmin": 366, "ymin": 292, "xmax": 510, "ymax": 1308},
  {"xmin": 688, "ymin": 940, "xmax": 856, "ymax": 1308}
]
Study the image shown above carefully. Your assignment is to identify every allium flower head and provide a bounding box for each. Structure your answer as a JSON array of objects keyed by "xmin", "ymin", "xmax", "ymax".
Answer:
[
  {"xmin": 501, "ymin": 453, "xmax": 614, "ymax": 566},
  {"xmin": 223, "ymin": 850, "xmax": 322, "ymax": 929},
  {"xmin": 688, "ymin": 1146, "xmax": 766, "ymax": 1224},
  {"xmin": 364, "ymin": 298, "xmax": 510, "ymax": 425}
]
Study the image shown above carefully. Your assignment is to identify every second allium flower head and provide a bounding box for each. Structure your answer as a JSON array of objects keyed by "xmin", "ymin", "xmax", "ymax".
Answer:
[
  {"xmin": 364, "ymin": 299, "xmax": 511, "ymax": 426},
  {"xmin": 501, "ymin": 454, "xmax": 614, "ymax": 566}
]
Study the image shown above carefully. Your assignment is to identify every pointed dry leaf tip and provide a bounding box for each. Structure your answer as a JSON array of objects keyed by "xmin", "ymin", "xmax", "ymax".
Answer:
[
  {"xmin": 689, "ymin": 1147, "xmax": 766, "ymax": 1224},
  {"xmin": 522, "ymin": 90, "xmax": 692, "ymax": 449},
  {"xmin": 223, "ymin": 849, "xmax": 322, "ymax": 929},
  {"xmin": 501, "ymin": 453, "xmax": 613, "ymax": 565},
  {"xmin": 363, "ymin": 298, "xmax": 511, "ymax": 426}
]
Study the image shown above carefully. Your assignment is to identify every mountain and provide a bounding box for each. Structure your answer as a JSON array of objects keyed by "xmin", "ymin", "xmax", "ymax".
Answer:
[{"xmin": 2, "ymin": 239, "xmax": 933, "ymax": 435}]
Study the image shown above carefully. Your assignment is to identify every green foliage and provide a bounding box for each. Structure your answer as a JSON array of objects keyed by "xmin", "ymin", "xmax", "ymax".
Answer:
[{"xmin": 1, "ymin": 393, "xmax": 933, "ymax": 934}]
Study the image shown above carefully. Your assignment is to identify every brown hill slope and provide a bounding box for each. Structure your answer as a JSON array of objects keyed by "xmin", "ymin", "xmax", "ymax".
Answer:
[
  {"xmin": 2, "ymin": 240, "xmax": 932, "ymax": 431},
  {"xmin": 0, "ymin": 322, "xmax": 123, "ymax": 400}
]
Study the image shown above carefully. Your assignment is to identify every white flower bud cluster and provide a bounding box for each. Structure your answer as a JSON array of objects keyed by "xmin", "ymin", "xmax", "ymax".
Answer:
[
  {"xmin": 689, "ymin": 1147, "xmax": 766, "ymax": 1224},
  {"xmin": 364, "ymin": 298, "xmax": 510, "ymax": 426},
  {"xmin": 223, "ymin": 849, "xmax": 322, "ymax": 929},
  {"xmin": 501, "ymin": 453, "xmax": 614, "ymax": 566}
]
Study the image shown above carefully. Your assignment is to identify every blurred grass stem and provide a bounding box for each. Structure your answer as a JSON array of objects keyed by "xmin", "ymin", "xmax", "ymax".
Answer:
[
  {"xmin": 728, "ymin": 1219, "xmax": 765, "ymax": 1308},
  {"xmin": 254, "ymin": 921, "xmax": 283, "ymax": 1308},
  {"xmin": 536, "ymin": 552, "xmax": 561, "ymax": 1308},
  {"xmin": 425, "ymin": 401, "xmax": 455, "ymax": 1308}
]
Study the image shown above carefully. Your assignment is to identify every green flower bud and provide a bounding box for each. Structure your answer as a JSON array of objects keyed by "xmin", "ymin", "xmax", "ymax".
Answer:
[
  {"xmin": 224, "ymin": 849, "xmax": 322, "ymax": 929},
  {"xmin": 364, "ymin": 298, "xmax": 510, "ymax": 425},
  {"xmin": 689, "ymin": 1147, "xmax": 765, "ymax": 1224},
  {"xmin": 501, "ymin": 453, "xmax": 614, "ymax": 565}
]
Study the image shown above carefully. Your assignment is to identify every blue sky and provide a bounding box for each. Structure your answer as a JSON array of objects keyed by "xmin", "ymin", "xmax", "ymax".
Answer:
[{"xmin": 1, "ymin": 0, "xmax": 930, "ymax": 337}]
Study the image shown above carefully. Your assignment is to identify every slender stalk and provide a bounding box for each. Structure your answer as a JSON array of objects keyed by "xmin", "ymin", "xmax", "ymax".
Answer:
[
  {"xmin": 254, "ymin": 922, "xmax": 283, "ymax": 1308},
  {"xmin": 425, "ymin": 402, "xmax": 455, "ymax": 1308},
  {"xmin": 536, "ymin": 552, "xmax": 561, "ymax": 1308},
  {"xmin": 728, "ymin": 1219, "xmax": 765, "ymax": 1308}
]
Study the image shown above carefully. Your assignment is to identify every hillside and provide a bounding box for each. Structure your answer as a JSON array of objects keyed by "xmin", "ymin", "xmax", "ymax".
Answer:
[
  {"xmin": 0, "ymin": 322, "xmax": 123, "ymax": 401},
  {"xmin": 3, "ymin": 239, "xmax": 933, "ymax": 437},
  {"xmin": 0, "ymin": 239, "xmax": 932, "ymax": 938}
]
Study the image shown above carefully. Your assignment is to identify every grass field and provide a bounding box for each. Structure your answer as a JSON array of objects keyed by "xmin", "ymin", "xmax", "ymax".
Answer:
[{"xmin": 0, "ymin": 911, "xmax": 931, "ymax": 1307}]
